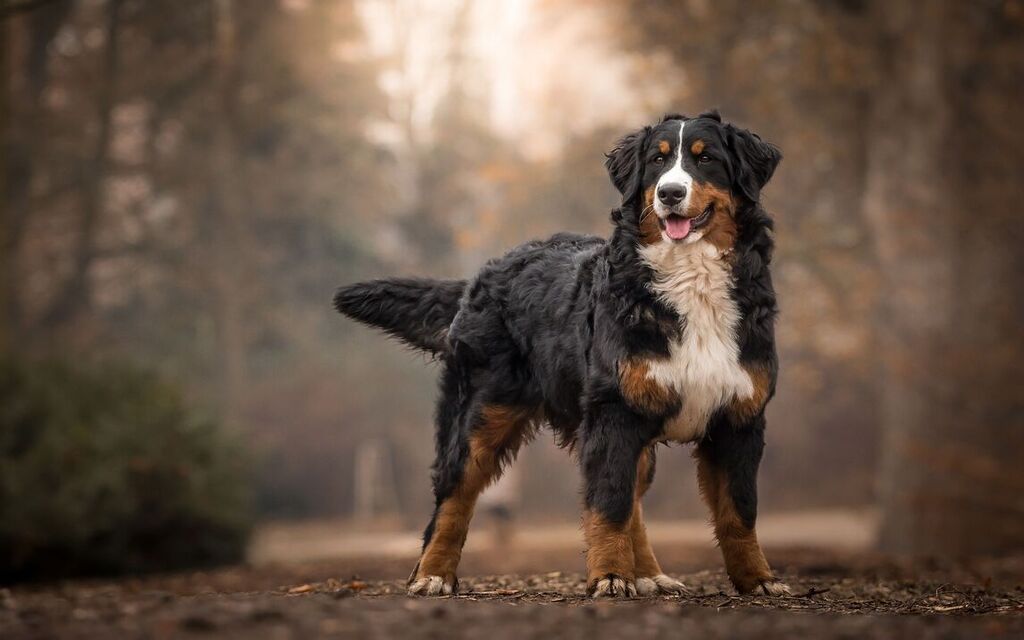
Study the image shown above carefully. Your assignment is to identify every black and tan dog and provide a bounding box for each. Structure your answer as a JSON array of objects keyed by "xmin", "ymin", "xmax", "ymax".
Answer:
[{"xmin": 334, "ymin": 111, "xmax": 789, "ymax": 598}]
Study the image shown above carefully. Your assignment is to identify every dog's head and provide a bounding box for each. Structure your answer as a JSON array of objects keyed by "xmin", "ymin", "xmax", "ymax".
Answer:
[{"xmin": 605, "ymin": 111, "xmax": 781, "ymax": 248}]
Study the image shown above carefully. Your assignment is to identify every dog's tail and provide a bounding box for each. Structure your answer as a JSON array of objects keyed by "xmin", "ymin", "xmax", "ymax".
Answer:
[{"xmin": 333, "ymin": 278, "xmax": 466, "ymax": 355}]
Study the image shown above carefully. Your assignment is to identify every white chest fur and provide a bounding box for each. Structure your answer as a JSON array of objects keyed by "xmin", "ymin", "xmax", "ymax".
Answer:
[{"xmin": 639, "ymin": 240, "xmax": 753, "ymax": 442}]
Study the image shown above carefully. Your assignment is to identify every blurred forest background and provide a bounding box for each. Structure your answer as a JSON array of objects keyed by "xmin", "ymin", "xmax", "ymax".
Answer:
[{"xmin": 2, "ymin": 0, "xmax": 1023, "ymax": 581}]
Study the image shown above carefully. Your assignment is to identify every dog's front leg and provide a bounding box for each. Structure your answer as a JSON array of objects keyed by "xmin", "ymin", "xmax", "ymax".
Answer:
[
  {"xmin": 695, "ymin": 413, "xmax": 790, "ymax": 596},
  {"xmin": 631, "ymin": 447, "xmax": 689, "ymax": 596},
  {"xmin": 580, "ymin": 402, "xmax": 650, "ymax": 598}
]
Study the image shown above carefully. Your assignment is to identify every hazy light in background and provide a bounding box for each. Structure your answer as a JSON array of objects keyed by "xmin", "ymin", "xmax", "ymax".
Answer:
[{"xmin": 356, "ymin": 0, "xmax": 673, "ymax": 159}]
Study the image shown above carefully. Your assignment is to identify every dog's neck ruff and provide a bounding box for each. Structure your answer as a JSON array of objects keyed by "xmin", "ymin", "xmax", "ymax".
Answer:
[{"xmin": 639, "ymin": 239, "xmax": 754, "ymax": 442}]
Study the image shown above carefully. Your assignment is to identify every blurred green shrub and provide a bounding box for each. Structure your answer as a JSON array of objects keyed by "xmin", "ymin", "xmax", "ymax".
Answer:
[{"xmin": 0, "ymin": 358, "xmax": 251, "ymax": 583}]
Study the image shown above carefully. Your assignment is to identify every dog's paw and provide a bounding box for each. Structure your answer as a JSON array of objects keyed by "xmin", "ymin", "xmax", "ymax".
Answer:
[
  {"xmin": 407, "ymin": 574, "xmax": 457, "ymax": 596},
  {"xmin": 589, "ymin": 575, "xmax": 637, "ymax": 598},
  {"xmin": 635, "ymin": 574, "xmax": 690, "ymax": 596},
  {"xmin": 753, "ymin": 579, "xmax": 791, "ymax": 597}
]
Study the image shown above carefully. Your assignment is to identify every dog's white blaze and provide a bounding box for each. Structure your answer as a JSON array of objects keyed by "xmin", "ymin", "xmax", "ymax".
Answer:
[
  {"xmin": 653, "ymin": 120, "xmax": 694, "ymax": 219},
  {"xmin": 639, "ymin": 240, "xmax": 754, "ymax": 443}
]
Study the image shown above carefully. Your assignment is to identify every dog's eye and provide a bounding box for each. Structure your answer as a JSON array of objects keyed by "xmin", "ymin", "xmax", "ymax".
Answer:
[
  {"xmin": 653, "ymin": 156, "xmax": 665, "ymax": 165},
  {"xmin": 698, "ymin": 154, "xmax": 712, "ymax": 164}
]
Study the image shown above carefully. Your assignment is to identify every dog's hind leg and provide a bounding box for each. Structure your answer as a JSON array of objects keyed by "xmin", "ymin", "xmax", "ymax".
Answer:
[
  {"xmin": 408, "ymin": 382, "xmax": 535, "ymax": 597},
  {"xmin": 631, "ymin": 447, "xmax": 689, "ymax": 596},
  {"xmin": 695, "ymin": 414, "xmax": 790, "ymax": 596}
]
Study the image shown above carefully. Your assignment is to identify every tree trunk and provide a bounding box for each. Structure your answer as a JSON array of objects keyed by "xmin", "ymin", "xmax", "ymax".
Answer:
[
  {"xmin": 1, "ymin": 16, "xmax": 9, "ymax": 354},
  {"xmin": 869, "ymin": 1, "xmax": 1024, "ymax": 555},
  {"xmin": 3, "ymin": 0, "xmax": 72, "ymax": 346},
  {"xmin": 43, "ymin": 0, "xmax": 122, "ymax": 329},
  {"xmin": 210, "ymin": 0, "xmax": 247, "ymax": 427}
]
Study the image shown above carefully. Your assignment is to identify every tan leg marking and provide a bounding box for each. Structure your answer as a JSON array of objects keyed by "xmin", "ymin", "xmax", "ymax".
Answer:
[
  {"xmin": 695, "ymin": 447, "xmax": 789, "ymax": 596},
  {"xmin": 630, "ymin": 449, "xmax": 661, "ymax": 578},
  {"xmin": 584, "ymin": 510, "xmax": 636, "ymax": 597},
  {"xmin": 410, "ymin": 406, "xmax": 536, "ymax": 595},
  {"xmin": 730, "ymin": 362, "xmax": 773, "ymax": 422},
  {"xmin": 619, "ymin": 358, "xmax": 678, "ymax": 416},
  {"xmin": 631, "ymin": 449, "xmax": 688, "ymax": 596}
]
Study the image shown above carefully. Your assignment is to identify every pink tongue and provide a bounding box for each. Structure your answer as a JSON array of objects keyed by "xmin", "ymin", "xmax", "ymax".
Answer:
[{"xmin": 665, "ymin": 215, "xmax": 691, "ymax": 240}]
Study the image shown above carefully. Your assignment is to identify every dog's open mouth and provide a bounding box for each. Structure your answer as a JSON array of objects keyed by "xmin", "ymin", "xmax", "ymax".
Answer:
[{"xmin": 662, "ymin": 204, "xmax": 714, "ymax": 241}]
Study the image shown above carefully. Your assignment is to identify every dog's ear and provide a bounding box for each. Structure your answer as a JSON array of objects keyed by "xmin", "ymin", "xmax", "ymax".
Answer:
[
  {"xmin": 725, "ymin": 124, "xmax": 781, "ymax": 203},
  {"xmin": 605, "ymin": 126, "xmax": 650, "ymax": 205}
]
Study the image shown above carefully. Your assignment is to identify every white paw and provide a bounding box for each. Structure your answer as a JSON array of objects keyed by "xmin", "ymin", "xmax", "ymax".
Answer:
[
  {"xmin": 635, "ymin": 577, "xmax": 658, "ymax": 596},
  {"xmin": 591, "ymin": 576, "xmax": 637, "ymax": 598},
  {"xmin": 754, "ymin": 579, "xmax": 791, "ymax": 596},
  {"xmin": 653, "ymin": 574, "xmax": 690, "ymax": 594},
  {"xmin": 408, "ymin": 575, "xmax": 455, "ymax": 596},
  {"xmin": 636, "ymin": 574, "xmax": 689, "ymax": 596}
]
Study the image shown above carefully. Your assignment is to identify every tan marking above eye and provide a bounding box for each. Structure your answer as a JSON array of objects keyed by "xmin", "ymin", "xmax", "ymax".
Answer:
[
  {"xmin": 658, "ymin": 140, "xmax": 671, "ymax": 155},
  {"xmin": 691, "ymin": 140, "xmax": 706, "ymax": 155}
]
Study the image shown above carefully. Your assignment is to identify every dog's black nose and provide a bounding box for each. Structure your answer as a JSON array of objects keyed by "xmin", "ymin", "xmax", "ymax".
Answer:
[{"xmin": 657, "ymin": 183, "xmax": 686, "ymax": 206}]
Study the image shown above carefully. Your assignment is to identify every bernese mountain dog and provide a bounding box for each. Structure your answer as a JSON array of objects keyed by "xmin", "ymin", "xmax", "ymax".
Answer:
[{"xmin": 334, "ymin": 111, "xmax": 788, "ymax": 598}]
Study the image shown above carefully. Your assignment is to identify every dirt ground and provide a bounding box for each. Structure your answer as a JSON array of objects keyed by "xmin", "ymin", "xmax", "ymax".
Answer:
[{"xmin": 4, "ymin": 542, "xmax": 1024, "ymax": 639}]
